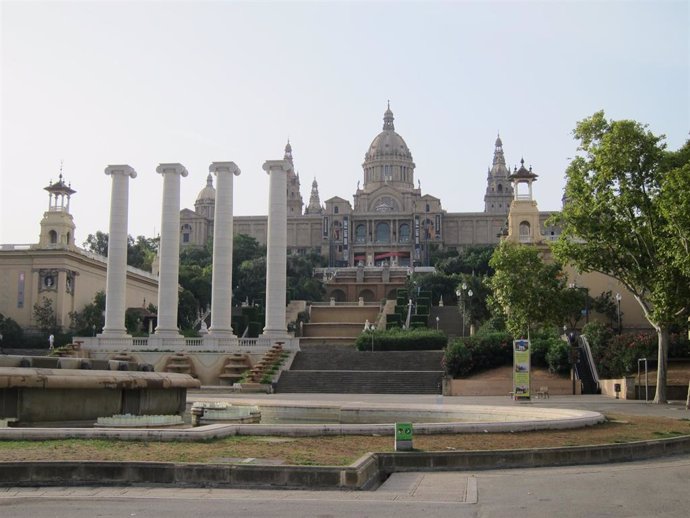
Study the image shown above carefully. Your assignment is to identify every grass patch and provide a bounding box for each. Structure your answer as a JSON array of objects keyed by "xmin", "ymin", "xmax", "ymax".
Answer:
[{"xmin": 0, "ymin": 414, "xmax": 688, "ymax": 466}]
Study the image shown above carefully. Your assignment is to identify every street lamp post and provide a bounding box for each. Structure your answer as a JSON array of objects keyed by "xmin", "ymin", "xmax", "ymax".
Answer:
[
  {"xmin": 467, "ymin": 289, "xmax": 473, "ymax": 336},
  {"xmin": 615, "ymin": 293, "xmax": 622, "ymax": 334},
  {"xmin": 435, "ymin": 316, "xmax": 440, "ymax": 331},
  {"xmin": 369, "ymin": 323, "xmax": 375, "ymax": 352},
  {"xmin": 456, "ymin": 283, "xmax": 472, "ymax": 337}
]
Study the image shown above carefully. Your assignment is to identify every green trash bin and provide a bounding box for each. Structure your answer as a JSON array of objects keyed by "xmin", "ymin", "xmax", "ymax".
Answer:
[{"xmin": 395, "ymin": 422, "xmax": 413, "ymax": 451}]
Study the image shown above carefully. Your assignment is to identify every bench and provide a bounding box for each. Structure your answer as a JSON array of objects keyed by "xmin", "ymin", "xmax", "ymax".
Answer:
[{"xmin": 535, "ymin": 386, "xmax": 550, "ymax": 399}]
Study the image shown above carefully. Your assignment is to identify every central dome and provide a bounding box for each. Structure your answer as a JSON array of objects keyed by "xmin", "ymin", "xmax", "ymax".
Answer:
[
  {"xmin": 196, "ymin": 173, "xmax": 216, "ymax": 202},
  {"xmin": 364, "ymin": 105, "xmax": 413, "ymax": 161}
]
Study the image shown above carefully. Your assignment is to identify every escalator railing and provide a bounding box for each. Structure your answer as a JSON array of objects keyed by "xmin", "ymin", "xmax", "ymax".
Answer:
[{"xmin": 575, "ymin": 334, "xmax": 600, "ymax": 394}]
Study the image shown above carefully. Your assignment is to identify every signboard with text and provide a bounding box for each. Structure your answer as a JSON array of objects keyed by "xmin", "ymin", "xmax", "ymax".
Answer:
[{"xmin": 513, "ymin": 339, "xmax": 531, "ymax": 400}]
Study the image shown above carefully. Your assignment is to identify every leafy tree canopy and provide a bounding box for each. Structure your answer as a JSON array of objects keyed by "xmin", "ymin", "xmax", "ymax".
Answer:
[
  {"xmin": 488, "ymin": 241, "xmax": 568, "ymax": 338},
  {"xmin": 550, "ymin": 111, "xmax": 690, "ymax": 402}
]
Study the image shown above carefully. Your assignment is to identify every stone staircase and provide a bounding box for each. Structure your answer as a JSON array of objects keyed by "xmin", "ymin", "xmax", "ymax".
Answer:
[
  {"xmin": 217, "ymin": 353, "xmax": 252, "ymax": 385},
  {"xmin": 300, "ymin": 304, "xmax": 382, "ymax": 348},
  {"xmin": 274, "ymin": 350, "xmax": 444, "ymax": 394},
  {"xmin": 429, "ymin": 306, "xmax": 463, "ymax": 338},
  {"xmin": 163, "ymin": 353, "xmax": 196, "ymax": 377}
]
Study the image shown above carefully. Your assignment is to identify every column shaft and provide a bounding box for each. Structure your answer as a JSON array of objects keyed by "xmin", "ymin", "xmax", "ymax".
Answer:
[
  {"xmin": 262, "ymin": 160, "xmax": 291, "ymax": 338},
  {"xmin": 155, "ymin": 163, "xmax": 187, "ymax": 336},
  {"xmin": 102, "ymin": 165, "xmax": 137, "ymax": 337},
  {"xmin": 209, "ymin": 162, "xmax": 241, "ymax": 336}
]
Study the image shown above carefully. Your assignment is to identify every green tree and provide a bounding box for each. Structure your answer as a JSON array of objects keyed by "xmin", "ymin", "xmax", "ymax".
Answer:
[
  {"xmin": 69, "ymin": 291, "xmax": 106, "ymax": 336},
  {"xmin": 658, "ymin": 139, "xmax": 690, "ymax": 277},
  {"xmin": 287, "ymin": 252, "xmax": 327, "ymax": 302},
  {"xmin": 488, "ymin": 242, "xmax": 566, "ymax": 338},
  {"xmin": 33, "ymin": 297, "xmax": 60, "ymax": 334},
  {"xmin": 0, "ymin": 313, "xmax": 24, "ymax": 346},
  {"xmin": 83, "ymin": 232, "xmax": 158, "ymax": 271},
  {"xmin": 550, "ymin": 112, "xmax": 690, "ymax": 403},
  {"xmin": 436, "ymin": 245, "xmax": 496, "ymax": 276},
  {"xmin": 128, "ymin": 235, "xmax": 158, "ymax": 270},
  {"xmin": 83, "ymin": 231, "xmax": 109, "ymax": 256}
]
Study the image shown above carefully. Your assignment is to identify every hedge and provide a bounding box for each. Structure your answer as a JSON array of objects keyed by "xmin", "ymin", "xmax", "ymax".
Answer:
[{"xmin": 355, "ymin": 328, "xmax": 447, "ymax": 351}]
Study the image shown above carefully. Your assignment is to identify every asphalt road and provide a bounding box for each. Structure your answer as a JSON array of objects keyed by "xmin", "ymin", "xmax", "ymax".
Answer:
[{"xmin": 2, "ymin": 454, "xmax": 689, "ymax": 518}]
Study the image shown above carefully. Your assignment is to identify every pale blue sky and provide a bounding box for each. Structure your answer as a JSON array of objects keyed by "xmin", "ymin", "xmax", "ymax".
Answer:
[{"xmin": 1, "ymin": 0, "xmax": 688, "ymax": 244}]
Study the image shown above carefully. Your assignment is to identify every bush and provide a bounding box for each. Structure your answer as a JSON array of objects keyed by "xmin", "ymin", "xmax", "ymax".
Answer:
[
  {"xmin": 530, "ymin": 327, "xmax": 564, "ymax": 369},
  {"xmin": 444, "ymin": 340, "xmax": 472, "ymax": 377},
  {"xmin": 583, "ymin": 324, "xmax": 689, "ymax": 378},
  {"xmin": 444, "ymin": 331, "xmax": 513, "ymax": 377},
  {"xmin": 545, "ymin": 339, "xmax": 571, "ymax": 374},
  {"xmin": 444, "ymin": 328, "xmax": 571, "ymax": 377},
  {"xmin": 354, "ymin": 328, "xmax": 447, "ymax": 351}
]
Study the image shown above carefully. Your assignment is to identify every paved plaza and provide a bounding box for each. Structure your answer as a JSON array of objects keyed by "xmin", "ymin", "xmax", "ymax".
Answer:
[{"xmin": 1, "ymin": 454, "xmax": 689, "ymax": 517}]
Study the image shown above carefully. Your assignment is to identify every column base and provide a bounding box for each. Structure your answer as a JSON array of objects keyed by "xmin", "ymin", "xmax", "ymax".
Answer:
[{"xmin": 153, "ymin": 328, "xmax": 183, "ymax": 339}]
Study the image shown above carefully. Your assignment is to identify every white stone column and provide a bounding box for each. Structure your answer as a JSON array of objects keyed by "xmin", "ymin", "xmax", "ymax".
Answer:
[
  {"xmin": 261, "ymin": 159, "xmax": 291, "ymax": 339},
  {"xmin": 101, "ymin": 165, "xmax": 137, "ymax": 337},
  {"xmin": 154, "ymin": 163, "xmax": 187, "ymax": 338},
  {"xmin": 208, "ymin": 161, "xmax": 241, "ymax": 338}
]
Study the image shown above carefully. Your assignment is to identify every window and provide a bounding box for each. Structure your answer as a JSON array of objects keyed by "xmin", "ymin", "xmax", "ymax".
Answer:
[
  {"xmin": 334, "ymin": 206, "xmax": 339, "ymax": 214},
  {"xmin": 355, "ymin": 224, "xmax": 366, "ymax": 243},
  {"xmin": 49, "ymin": 230, "xmax": 57, "ymax": 244},
  {"xmin": 519, "ymin": 221, "xmax": 531, "ymax": 242},
  {"xmin": 181, "ymin": 224, "xmax": 192, "ymax": 244},
  {"xmin": 375, "ymin": 222, "xmax": 390, "ymax": 243},
  {"xmin": 399, "ymin": 223, "xmax": 410, "ymax": 243}
]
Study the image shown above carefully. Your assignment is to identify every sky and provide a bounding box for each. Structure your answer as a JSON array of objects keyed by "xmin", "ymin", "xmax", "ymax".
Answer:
[{"xmin": 1, "ymin": 0, "xmax": 688, "ymax": 245}]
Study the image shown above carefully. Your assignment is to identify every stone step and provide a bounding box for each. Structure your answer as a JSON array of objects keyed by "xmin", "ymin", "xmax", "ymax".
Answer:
[
  {"xmin": 275, "ymin": 370, "xmax": 443, "ymax": 394},
  {"xmin": 290, "ymin": 350, "xmax": 444, "ymax": 371}
]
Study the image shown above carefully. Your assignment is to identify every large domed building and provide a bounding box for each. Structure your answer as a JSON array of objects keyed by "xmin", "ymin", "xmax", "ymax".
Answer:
[{"xmin": 179, "ymin": 103, "xmax": 560, "ymax": 287}]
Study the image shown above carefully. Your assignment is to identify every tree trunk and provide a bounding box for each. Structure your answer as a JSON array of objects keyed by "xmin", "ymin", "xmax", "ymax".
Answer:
[{"xmin": 653, "ymin": 325, "xmax": 669, "ymax": 404}]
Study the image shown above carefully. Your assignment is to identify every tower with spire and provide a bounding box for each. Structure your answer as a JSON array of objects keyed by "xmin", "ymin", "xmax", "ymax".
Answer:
[
  {"xmin": 284, "ymin": 140, "xmax": 304, "ymax": 215},
  {"xmin": 36, "ymin": 166, "xmax": 77, "ymax": 250},
  {"xmin": 483, "ymin": 134, "xmax": 514, "ymax": 214},
  {"xmin": 305, "ymin": 178, "xmax": 323, "ymax": 215}
]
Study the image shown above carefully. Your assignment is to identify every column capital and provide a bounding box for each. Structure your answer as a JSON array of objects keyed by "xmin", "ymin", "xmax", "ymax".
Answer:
[
  {"xmin": 105, "ymin": 164, "xmax": 137, "ymax": 179},
  {"xmin": 263, "ymin": 159, "xmax": 292, "ymax": 175},
  {"xmin": 156, "ymin": 163, "xmax": 188, "ymax": 177},
  {"xmin": 210, "ymin": 161, "xmax": 241, "ymax": 176}
]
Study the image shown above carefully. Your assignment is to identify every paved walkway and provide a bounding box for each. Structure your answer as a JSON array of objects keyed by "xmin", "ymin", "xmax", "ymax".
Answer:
[
  {"xmin": 190, "ymin": 390, "xmax": 690, "ymax": 420},
  {"xmin": 2, "ymin": 455, "xmax": 689, "ymax": 517}
]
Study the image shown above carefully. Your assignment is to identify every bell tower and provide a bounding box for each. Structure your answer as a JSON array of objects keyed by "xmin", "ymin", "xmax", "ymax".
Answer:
[
  {"xmin": 484, "ymin": 134, "xmax": 514, "ymax": 213},
  {"xmin": 506, "ymin": 159, "xmax": 544, "ymax": 245},
  {"xmin": 37, "ymin": 167, "xmax": 77, "ymax": 250}
]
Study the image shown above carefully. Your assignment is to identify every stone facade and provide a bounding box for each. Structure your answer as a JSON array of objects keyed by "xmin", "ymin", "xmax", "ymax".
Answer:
[
  {"xmin": 0, "ymin": 173, "xmax": 159, "ymax": 332},
  {"xmin": 179, "ymin": 104, "xmax": 561, "ymax": 263}
]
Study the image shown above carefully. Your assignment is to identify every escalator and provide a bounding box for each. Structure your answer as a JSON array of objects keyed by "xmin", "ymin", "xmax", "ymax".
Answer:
[{"xmin": 575, "ymin": 335, "xmax": 601, "ymax": 394}]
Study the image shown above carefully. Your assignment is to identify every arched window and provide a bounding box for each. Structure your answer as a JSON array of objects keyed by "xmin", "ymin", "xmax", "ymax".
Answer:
[
  {"xmin": 334, "ymin": 206, "xmax": 339, "ymax": 214},
  {"xmin": 519, "ymin": 221, "xmax": 531, "ymax": 242},
  {"xmin": 355, "ymin": 224, "xmax": 366, "ymax": 243},
  {"xmin": 359, "ymin": 289, "xmax": 376, "ymax": 302},
  {"xmin": 497, "ymin": 184, "xmax": 503, "ymax": 193},
  {"xmin": 49, "ymin": 230, "xmax": 57, "ymax": 244},
  {"xmin": 399, "ymin": 223, "xmax": 410, "ymax": 243},
  {"xmin": 375, "ymin": 222, "xmax": 390, "ymax": 243}
]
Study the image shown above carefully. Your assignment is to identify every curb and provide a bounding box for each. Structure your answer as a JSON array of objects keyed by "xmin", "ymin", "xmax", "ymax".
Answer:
[{"xmin": 1, "ymin": 435, "xmax": 689, "ymax": 491}]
